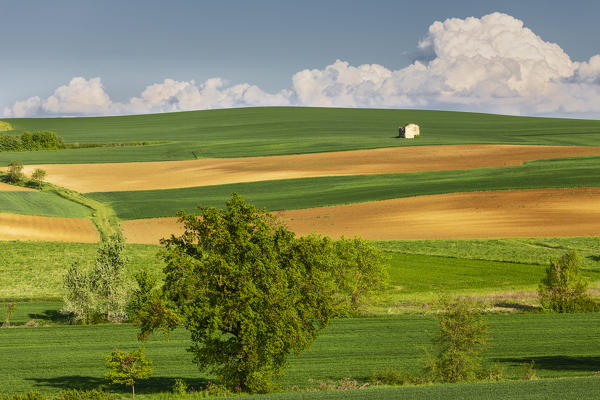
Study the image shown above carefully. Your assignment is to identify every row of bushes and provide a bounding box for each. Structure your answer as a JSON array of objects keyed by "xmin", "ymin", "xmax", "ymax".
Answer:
[{"xmin": 0, "ymin": 131, "xmax": 65, "ymax": 152}]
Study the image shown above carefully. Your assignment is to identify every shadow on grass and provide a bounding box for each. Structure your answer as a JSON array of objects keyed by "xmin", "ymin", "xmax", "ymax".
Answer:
[
  {"xmin": 28, "ymin": 376, "xmax": 210, "ymax": 394},
  {"xmin": 29, "ymin": 310, "xmax": 73, "ymax": 324},
  {"xmin": 493, "ymin": 302, "xmax": 540, "ymax": 312},
  {"xmin": 496, "ymin": 356, "xmax": 600, "ymax": 372},
  {"xmin": 586, "ymin": 255, "xmax": 600, "ymax": 263}
]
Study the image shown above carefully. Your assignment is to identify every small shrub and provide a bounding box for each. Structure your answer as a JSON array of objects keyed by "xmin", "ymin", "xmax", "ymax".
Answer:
[
  {"xmin": 538, "ymin": 251, "xmax": 599, "ymax": 313},
  {"xmin": 7, "ymin": 161, "xmax": 24, "ymax": 183},
  {"xmin": 172, "ymin": 378, "xmax": 188, "ymax": 395},
  {"xmin": 0, "ymin": 391, "xmax": 45, "ymax": 400},
  {"xmin": 369, "ymin": 369, "xmax": 412, "ymax": 386},
  {"xmin": 57, "ymin": 389, "xmax": 119, "ymax": 400},
  {"xmin": 488, "ymin": 363, "xmax": 504, "ymax": 381},
  {"xmin": 2, "ymin": 302, "xmax": 16, "ymax": 327},
  {"xmin": 200, "ymin": 381, "xmax": 232, "ymax": 397},
  {"xmin": 307, "ymin": 377, "xmax": 368, "ymax": 391},
  {"xmin": 521, "ymin": 360, "xmax": 537, "ymax": 380}
]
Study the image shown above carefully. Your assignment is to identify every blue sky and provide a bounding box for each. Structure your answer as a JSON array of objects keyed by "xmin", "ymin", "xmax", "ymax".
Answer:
[{"xmin": 2, "ymin": 0, "xmax": 600, "ymax": 118}]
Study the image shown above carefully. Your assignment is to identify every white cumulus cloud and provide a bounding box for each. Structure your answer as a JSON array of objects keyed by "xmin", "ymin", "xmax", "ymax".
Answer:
[{"xmin": 3, "ymin": 12, "xmax": 600, "ymax": 118}]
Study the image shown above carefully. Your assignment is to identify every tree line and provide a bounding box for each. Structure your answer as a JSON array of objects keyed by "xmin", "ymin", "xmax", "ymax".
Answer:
[{"xmin": 0, "ymin": 131, "xmax": 65, "ymax": 152}]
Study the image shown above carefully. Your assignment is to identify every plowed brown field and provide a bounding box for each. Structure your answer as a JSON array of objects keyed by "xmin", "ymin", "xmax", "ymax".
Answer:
[
  {"xmin": 0, "ymin": 182, "xmax": 34, "ymax": 191},
  {"xmin": 23, "ymin": 145, "xmax": 600, "ymax": 192},
  {"xmin": 0, "ymin": 214, "xmax": 99, "ymax": 242},
  {"xmin": 121, "ymin": 188, "xmax": 600, "ymax": 244}
]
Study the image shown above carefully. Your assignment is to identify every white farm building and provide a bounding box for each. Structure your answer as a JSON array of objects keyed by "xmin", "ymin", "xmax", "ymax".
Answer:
[{"xmin": 398, "ymin": 123, "xmax": 420, "ymax": 139}]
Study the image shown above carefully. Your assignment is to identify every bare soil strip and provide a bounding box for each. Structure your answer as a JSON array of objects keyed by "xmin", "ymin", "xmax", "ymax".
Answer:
[
  {"xmin": 0, "ymin": 213, "xmax": 99, "ymax": 243},
  {"xmin": 0, "ymin": 182, "xmax": 35, "ymax": 191},
  {"xmin": 22, "ymin": 145, "xmax": 600, "ymax": 193},
  {"xmin": 121, "ymin": 188, "xmax": 600, "ymax": 244}
]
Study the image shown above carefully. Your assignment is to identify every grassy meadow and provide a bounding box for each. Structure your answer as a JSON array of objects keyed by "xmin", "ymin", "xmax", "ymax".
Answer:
[
  {"xmin": 2, "ymin": 107, "xmax": 600, "ymax": 164},
  {"xmin": 1, "ymin": 314, "xmax": 599, "ymax": 396}
]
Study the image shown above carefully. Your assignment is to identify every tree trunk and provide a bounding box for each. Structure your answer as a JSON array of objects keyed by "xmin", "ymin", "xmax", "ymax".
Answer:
[{"xmin": 132, "ymin": 383, "xmax": 135, "ymax": 398}]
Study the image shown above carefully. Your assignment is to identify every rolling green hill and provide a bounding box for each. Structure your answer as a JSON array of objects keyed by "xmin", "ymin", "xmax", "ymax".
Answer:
[
  {"xmin": 88, "ymin": 156, "xmax": 600, "ymax": 219},
  {"xmin": 2, "ymin": 107, "xmax": 600, "ymax": 164}
]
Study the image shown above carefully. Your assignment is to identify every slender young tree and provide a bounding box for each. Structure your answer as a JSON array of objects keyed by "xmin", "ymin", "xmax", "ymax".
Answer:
[{"xmin": 105, "ymin": 347, "xmax": 153, "ymax": 398}]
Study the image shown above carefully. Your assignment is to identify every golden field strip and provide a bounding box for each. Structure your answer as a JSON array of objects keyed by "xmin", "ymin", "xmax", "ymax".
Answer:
[
  {"xmin": 0, "ymin": 214, "xmax": 99, "ymax": 243},
  {"xmin": 0, "ymin": 182, "xmax": 34, "ymax": 191},
  {"xmin": 21, "ymin": 144, "xmax": 600, "ymax": 192},
  {"xmin": 121, "ymin": 188, "xmax": 600, "ymax": 244}
]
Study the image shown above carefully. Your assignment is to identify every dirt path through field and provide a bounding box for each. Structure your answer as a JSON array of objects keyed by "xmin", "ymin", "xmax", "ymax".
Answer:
[
  {"xmin": 20, "ymin": 145, "xmax": 600, "ymax": 192},
  {"xmin": 0, "ymin": 213, "xmax": 99, "ymax": 242},
  {"xmin": 121, "ymin": 188, "xmax": 600, "ymax": 244}
]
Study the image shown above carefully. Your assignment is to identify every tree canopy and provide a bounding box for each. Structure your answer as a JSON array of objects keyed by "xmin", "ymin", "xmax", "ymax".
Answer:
[{"xmin": 139, "ymin": 193, "xmax": 387, "ymax": 393}]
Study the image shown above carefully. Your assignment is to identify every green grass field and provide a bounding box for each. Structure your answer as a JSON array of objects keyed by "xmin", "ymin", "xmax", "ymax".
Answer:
[
  {"xmin": 0, "ymin": 192, "xmax": 92, "ymax": 218},
  {"xmin": 242, "ymin": 377, "xmax": 600, "ymax": 400},
  {"xmin": 0, "ymin": 242, "xmax": 162, "ymax": 301},
  {"xmin": 3, "ymin": 240, "xmax": 599, "ymax": 305},
  {"xmin": 2, "ymin": 107, "xmax": 600, "ymax": 164},
  {"xmin": 376, "ymin": 236, "xmax": 600, "ymax": 267},
  {"xmin": 1, "ymin": 314, "xmax": 599, "ymax": 396},
  {"xmin": 88, "ymin": 156, "xmax": 600, "ymax": 219}
]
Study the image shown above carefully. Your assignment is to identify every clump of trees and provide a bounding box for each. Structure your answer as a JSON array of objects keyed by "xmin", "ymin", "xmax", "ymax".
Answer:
[
  {"xmin": 538, "ymin": 250, "xmax": 598, "ymax": 313},
  {"xmin": 0, "ymin": 131, "xmax": 64, "ymax": 152},
  {"xmin": 63, "ymin": 234, "xmax": 130, "ymax": 323},
  {"xmin": 136, "ymin": 193, "xmax": 389, "ymax": 393}
]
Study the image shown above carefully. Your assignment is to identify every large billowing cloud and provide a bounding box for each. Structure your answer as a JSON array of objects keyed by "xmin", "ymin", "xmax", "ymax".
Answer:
[{"xmin": 4, "ymin": 12, "xmax": 600, "ymax": 118}]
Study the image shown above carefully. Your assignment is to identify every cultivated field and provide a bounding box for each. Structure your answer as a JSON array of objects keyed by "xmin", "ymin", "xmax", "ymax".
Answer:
[
  {"xmin": 121, "ymin": 188, "xmax": 600, "ymax": 243},
  {"xmin": 0, "ymin": 214, "xmax": 98, "ymax": 243},
  {"xmin": 19, "ymin": 144, "xmax": 600, "ymax": 192}
]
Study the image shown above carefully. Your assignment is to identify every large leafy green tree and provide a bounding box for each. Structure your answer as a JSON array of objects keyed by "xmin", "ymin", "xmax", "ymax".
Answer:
[{"xmin": 142, "ymin": 194, "xmax": 343, "ymax": 393}]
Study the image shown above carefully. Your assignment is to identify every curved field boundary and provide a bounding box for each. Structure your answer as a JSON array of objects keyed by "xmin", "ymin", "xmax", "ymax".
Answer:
[
  {"xmin": 0, "ymin": 213, "xmax": 99, "ymax": 243},
  {"xmin": 120, "ymin": 188, "xmax": 600, "ymax": 244},
  {"xmin": 23, "ymin": 145, "xmax": 600, "ymax": 192},
  {"xmin": 90, "ymin": 155, "xmax": 600, "ymax": 220}
]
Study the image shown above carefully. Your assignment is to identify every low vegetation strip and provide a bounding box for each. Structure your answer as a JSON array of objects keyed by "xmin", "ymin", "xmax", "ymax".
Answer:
[
  {"xmin": 0, "ymin": 192, "xmax": 91, "ymax": 218},
  {"xmin": 88, "ymin": 156, "xmax": 600, "ymax": 220},
  {"xmin": 1, "ymin": 314, "xmax": 599, "ymax": 394},
  {"xmin": 0, "ymin": 214, "xmax": 99, "ymax": 244},
  {"xmin": 3, "ymin": 107, "xmax": 600, "ymax": 164},
  {"xmin": 247, "ymin": 377, "xmax": 600, "ymax": 400},
  {"xmin": 20, "ymin": 145, "xmax": 600, "ymax": 193}
]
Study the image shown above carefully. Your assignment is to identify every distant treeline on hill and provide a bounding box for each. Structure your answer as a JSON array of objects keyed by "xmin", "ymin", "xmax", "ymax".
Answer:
[{"xmin": 0, "ymin": 131, "xmax": 65, "ymax": 152}]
